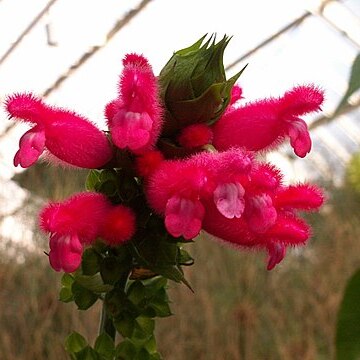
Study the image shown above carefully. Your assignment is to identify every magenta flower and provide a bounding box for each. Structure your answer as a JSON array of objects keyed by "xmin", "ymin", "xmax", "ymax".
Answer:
[
  {"xmin": 146, "ymin": 160, "xmax": 208, "ymax": 239},
  {"xmin": 212, "ymin": 85, "xmax": 324, "ymax": 157},
  {"xmin": 40, "ymin": 192, "xmax": 137, "ymax": 272},
  {"xmin": 40, "ymin": 192, "xmax": 110, "ymax": 272},
  {"xmin": 105, "ymin": 54, "xmax": 162, "ymax": 154},
  {"xmin": 146, "ymin": 149, "xmax": 253, "ymax": 239},
  {"xmin": 5, "ymin": 93, "xmax": 113, "ymax": 168},
  {"xmin": 202, "ymin": 179, "xmax": 324, "ymax": 269}
]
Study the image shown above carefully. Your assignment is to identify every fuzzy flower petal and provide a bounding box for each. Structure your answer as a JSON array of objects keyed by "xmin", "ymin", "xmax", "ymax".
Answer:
[
  {"xmin": 212, "ymin": 85, "xmax": 324, "ymax": 157},
  {"xmin": 40, "ymin": 192, "xmax": 110, "ymax": 244},
  {"xmin": 275, "ymin": 184, "xmax": 324, "ymax": 211},
  {"xmin": 177, "ymin": 124, "xmax": 213, "ymax": 149},
  {"xmin": 100, "ymin": 205, "xmax": 136, "ymax": 245},
  {"xmin": 5, "ymin": 93, "xmax": 113, "ymax": 168},
  {"xmin": 107, "ymin": 54, "xmax": 162, "ymax": 153}
]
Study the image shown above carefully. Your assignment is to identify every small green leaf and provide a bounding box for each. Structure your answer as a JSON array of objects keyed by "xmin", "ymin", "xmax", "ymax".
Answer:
[
  {"xmin": 94, "ymin": 333, "xmax": 115, "ymax": 360},
  {"xmin": 59, "ymin": 273, "xmax": 74, "ymax": 303},
  {"xmin": 59, "ymin": 287, "xmax": 74, "ymax": 303},
  {"xmin": 86, "ymin": 170, "xmax": 102, "ymax": 191},
  {"xmin": 65, "ymin": 332, "xmax": 87, "ymax": 354},
  {"xmin": 82, "ymin": 248, "xmax": 102, "ymax": 276},
  {"xmin": 134, "ymin": 348, "xmax": 151, "ymax": 360},
  {"xmin": 72, "ymin": 282, "xmax": 98, "ymax": 310},
  {"xmin": 75, "ymin": 273, "xmax": 113, "ymax": 293},
  {"xmin": 336, "ymin": 268, "xmax": 360, "ymax": 360},
  {"xmin": 133, "ymin": 317, "xmax": 155, "ymax": 339},
  {"xmin": 127, "ymin": 281, "xmax": 147, "ymax": 306},
  {"xmin": 115, "ymin": 340, "xmax": 137, "ymax": 360},
  {"xmin": 178, "ymin": 249, "xmax": 194, "ymax": 266},
  {"xmin": 114, "ymin": 313, "xmax": 136, "ymax": 338},
  {"xmin": 62, "ymin": 273, "xmax": 75, "ymax": 287},
  {"xmin": 76, "ymin": 346, "xmax": 100, "ymax": 360},
  {"xmin": 100, "ymin": 257, "xmax": 126, "ymax": 285}
]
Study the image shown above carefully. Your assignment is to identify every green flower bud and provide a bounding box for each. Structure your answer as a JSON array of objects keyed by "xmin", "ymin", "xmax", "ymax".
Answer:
[{"xmin": 159, "ymin": 34, "xmax": 247, "ymax": 135}]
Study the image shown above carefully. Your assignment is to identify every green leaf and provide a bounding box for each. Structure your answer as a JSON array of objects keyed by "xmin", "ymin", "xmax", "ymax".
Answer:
[
  {"xmin": 152, "ymin": 265, "xmax": 193, "ymax": 291},
  {"xmin": 115, "ymin": 340, "xmax": 137, "ymax": 360},
  {"xmin": 75, "ymin": 273, "xmax": 113, "ymax": 293},
  {"xmin": 127, "ymin": 281, "xmax": 147, "ymax": 306},
  {"xmin": 335, "ymin": 53, "xmax": 360, "ymax": 114},
  {"xmin": 82, "ymin": 248, "xmax": 102, "ymax": 276},
  {"xmin": 59, "ymin": 287, "xmax": 74, "ymax": 303},
  {"xmin": 134, "ymin": 348, "xmax": 151, "ymax": 360},
  {"xmin": 336, "ymin": 268, "xmax": 360, "ymax": 360},
  {"xmin": 72, "ymin": 281, "xmax": 99, "ymax": 310},
  {"xmin": 100, "ymin": 257, "xmax": 126, "ymax": 285},
  {"xmin": 86, "ymin": 170, "xmax": 102, "ymax": 191},
  {"xmin": 178, "ymin": 249, "xmax": 194, "ymax": 266},
  {"xmin": 59, "ymin": 273, "xmax": 74, "ymax": 303},
  {"xmin": 114, "ymin": 313, "xmax": 136, "ymax": 338},
  {"xmin": 65, "ymin": 332, "xmax": 87, "ymax": 354},
  {"xmin": 76, "ymin": 346, "xmax": 100, "ymax": 360},
  {"xmin": 133, "ymin": 316, "xmax": 155, "ymax": 339},
  {"xmin": 94, "ymin": 333, "xmax": 115, "ymax": 360}
]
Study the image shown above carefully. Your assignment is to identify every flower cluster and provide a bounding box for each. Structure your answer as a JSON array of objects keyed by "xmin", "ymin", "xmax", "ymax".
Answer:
[{"xmin": 5, "ymin": 36, "xmax": 324, "ymax": 273}]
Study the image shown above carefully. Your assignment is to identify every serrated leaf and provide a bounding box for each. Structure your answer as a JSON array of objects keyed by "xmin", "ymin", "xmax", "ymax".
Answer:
[
  {"xmin": 72, "ymin": 282, "xmax": 98, "ymax": 310},
  {"xmin": 94, "ymin": 333, "xmax": 115, "ymax": 360},
  {"xmin": 65, "ymin": 332, "xmax": 87, "ymax": 354},
  {"xmin": 336, "ymin": 268, "xmax": 360, "ymax": 360}
]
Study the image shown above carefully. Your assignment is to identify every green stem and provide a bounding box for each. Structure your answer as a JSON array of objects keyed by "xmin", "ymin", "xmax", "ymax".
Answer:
[
  {"xmin": 99, "ymin": 302, "xmax": 116, "ymax": 341},
  {"xmin": 99, "ymin": 270, "xmax": 130, "ymax": 341}
]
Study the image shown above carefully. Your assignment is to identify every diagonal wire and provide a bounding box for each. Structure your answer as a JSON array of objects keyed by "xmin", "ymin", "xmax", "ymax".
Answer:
[
  {"xmin": 42, "ymin": 0, "xmax": 153, "ymax": 97},
  {"xmin": 225, "ymin": 11, "xmax": 312, "ymax": 71},
  {"xmin": 0, "ymin": 0, "xmax": 59, "ymax": 66},
  {"xmin": 0, "ymin": 0, "xmax": 154, "ymax": 139}
]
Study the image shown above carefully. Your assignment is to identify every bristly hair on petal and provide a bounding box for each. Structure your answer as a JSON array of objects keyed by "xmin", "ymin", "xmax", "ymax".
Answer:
[
  {"xmin": 5, "ymin": 92, "xmax": 47, "ymax": 124},
  {"xmin": 279, "ymin": 84, "xmax": 324, "ymax": 118}
]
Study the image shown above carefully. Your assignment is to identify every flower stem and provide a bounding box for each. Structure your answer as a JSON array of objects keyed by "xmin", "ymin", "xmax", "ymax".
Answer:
[{"xmin": 99, "ymin": 302, "xmax": 116, "ymax": 341}]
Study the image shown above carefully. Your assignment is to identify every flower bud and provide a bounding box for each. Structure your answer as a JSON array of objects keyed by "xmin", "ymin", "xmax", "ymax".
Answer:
[{"xmin": 158, "ymin": 34, "xmax": 246, "ymax": 135}]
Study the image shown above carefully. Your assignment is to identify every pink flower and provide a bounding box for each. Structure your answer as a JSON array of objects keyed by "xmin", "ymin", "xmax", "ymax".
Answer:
[
  {"xmin": 40, "ymin": 192, "xmax": 137, "ymax": 272},
  {"xmin": 106, "ymin": 54, "xmax": 162, "ymax": 153},
  {"xmin": 48, "ymin": 233, "xmax": 83, "ymax": 273},
  {"xmin": 146, "ymin": 149, "xmax": 253, "ymax": 239},
  {"xmin": 177, "ymin": 124, "xmax": 213, "ymax": 149},
  {"xmin": 201, "ymin": 166, "xmax": 324, "ymax": 270},
  {"xmin": 212, "ymin": 85, "xmax": 324, "ymax": 157},
  {"xmin": 40, "ymin": 192, "xmax": 110, "ymax": 272},
  {"xmin": 99, "ymin": 205, "xmax": 136, "ymax": 246},
  {"xmin": 146, "ymin": 160, "xmax": 208, "ymax": 239},
  {"xmin": 5, "ymin": 93, "xmax": 113, "ymax": 168}
]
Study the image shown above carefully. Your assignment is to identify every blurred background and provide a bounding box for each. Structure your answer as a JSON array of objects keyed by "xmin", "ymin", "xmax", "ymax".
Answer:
[{"xmin": 0, "ymin": 0, "xmax": 359, "ymax": 359}]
